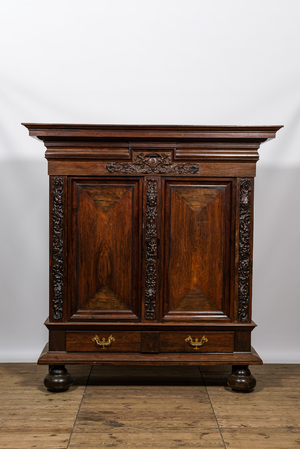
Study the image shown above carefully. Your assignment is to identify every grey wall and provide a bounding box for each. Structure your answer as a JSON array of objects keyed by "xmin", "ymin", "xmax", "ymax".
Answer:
[{"xmin": 0, "ymin": 0, "xmax": 299, "ymax": 362}]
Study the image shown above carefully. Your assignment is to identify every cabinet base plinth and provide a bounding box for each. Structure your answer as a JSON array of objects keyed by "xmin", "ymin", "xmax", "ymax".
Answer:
[
  {"xmin": 227, "ymin": 365, "xmax": 256, "ymax": 392},
  {"xmin": 44, "ymin": 365, "xmax": 73, "ymax": 392},
  {"xmin": 38, "ymin": 343, "xmax": 262, "ymax": 366}
]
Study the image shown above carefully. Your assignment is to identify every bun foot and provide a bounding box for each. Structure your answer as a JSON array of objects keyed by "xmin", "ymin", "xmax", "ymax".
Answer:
[
  {"xmin": 227, "ymin": 365, "xmax": 256, "ymax": 392},
  {"xmin": 44, "ymin": 365, "xmax": 73, "ymax": 392}
]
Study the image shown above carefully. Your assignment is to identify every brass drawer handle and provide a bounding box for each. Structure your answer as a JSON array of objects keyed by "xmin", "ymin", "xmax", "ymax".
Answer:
[
  {"xmin": 92, "ymin": 335, "xmax": 115, "ymax": 349},
  {"xmin": 185, "ymin": 335, "xmax": 208, "ymax": 350}
]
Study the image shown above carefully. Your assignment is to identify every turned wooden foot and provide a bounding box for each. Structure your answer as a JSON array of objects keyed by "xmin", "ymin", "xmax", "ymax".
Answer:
[
  {"xmin": 227, "ymin": 365, "xmax": 256, "ymax": 392},
  {"xmin": 44, "ymin": 365, "xmax": 73, "ymax": 392}
]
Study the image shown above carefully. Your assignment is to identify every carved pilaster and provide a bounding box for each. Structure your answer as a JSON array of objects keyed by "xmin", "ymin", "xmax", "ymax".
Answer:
[
  {"xmin": 238, "ymin": 179, "xmax": 252, "ymax": 322},
  {"xmin": 107, "ymin": 153, "xmax": 199, "ymax": 175},
  {"xmin": 145, "ymin": 178, "xmax": 158, "ymax": 320},
  {"xmin": 52, "ymin": 177, "xmax": 64, "ymax": 320}
]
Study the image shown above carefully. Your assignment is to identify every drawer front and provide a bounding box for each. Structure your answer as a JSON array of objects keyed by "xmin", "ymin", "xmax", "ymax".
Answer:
[
  {"xmin": 159, "ymin": 332, "xmax": 234, "ymax": 353},
  {"xmin": 66, "ymin": 331, "xmax": 140, "ymax": 352}
]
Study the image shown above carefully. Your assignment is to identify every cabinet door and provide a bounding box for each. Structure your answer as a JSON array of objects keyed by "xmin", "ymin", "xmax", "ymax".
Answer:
[
  {"xmin": 68, "ymin": 177, "xmax": 141, "ymax": 321},
  {"xmin": 163, "ymin": 179, "xmax": 233, "ymax": 321}
]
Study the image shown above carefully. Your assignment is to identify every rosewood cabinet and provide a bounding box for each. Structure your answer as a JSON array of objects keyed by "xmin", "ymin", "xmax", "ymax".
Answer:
[{"xmin": 23, "ymin": 124, "xmax": 281, "ymax": 392}]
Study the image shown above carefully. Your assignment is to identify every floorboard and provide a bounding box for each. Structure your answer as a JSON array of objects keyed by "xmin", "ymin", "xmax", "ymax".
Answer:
[{"xmin": 0, "ymin": 363, "xmax": 299, "ymax": 449}]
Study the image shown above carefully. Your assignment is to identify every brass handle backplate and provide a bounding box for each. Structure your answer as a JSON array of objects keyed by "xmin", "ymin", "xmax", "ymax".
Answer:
[
  {"xmin": 185, "ymin": 335, "xmax": 208, "ymax": 350},
  {"xmin": 92, "ymin": 335, "xmax": 115, "ymax": 349}
]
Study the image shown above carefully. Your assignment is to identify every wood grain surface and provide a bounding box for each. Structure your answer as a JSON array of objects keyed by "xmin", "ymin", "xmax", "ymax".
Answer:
[{"xmin": 1, "ymin": 363, "xmax": 300, "ymax": 449}]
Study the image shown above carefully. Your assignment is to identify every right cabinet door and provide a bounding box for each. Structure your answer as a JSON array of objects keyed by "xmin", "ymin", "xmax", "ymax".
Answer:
[{"xmin": 163, "ymin": 178, "xmax": 235, "ymax": 322}]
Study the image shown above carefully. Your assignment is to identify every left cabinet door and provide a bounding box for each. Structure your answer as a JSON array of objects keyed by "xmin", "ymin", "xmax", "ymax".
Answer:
[{"xmin": 68, "ymin": 177, "xmax": 142, "ymax": 321}]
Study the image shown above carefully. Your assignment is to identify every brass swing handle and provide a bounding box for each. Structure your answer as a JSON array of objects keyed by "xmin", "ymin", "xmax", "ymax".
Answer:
[
  {"xmin": 185, "ymin": 335, "xmax": 208, "ymax": 350},
  {"xmin": 92, "ymin": 335, "xmax": 115, "ymax": 349}
]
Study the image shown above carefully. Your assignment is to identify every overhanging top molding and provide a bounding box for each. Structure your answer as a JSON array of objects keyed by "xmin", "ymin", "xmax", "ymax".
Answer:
[
  {"xmin": 22, "ymin": 123, "xmax": 282, "ymax": 143},
  {"xmin": 22, "ymin": 124, "xmax": 283, "ymax": 166}
]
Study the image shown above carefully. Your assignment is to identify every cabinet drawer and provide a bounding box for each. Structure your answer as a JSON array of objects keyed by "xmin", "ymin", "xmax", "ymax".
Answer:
[
  {"xmin": 66, "ymin": 332, "xmax": 140, "ymax": 352},
  {"xmin": 159, "ymin": 332, "xmax": 234, "ymax": 353}
]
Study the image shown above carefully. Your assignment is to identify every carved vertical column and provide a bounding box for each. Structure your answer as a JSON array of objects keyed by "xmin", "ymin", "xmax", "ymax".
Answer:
[
  {"xmin": 144, "ymin": 178, "xmax": 158, "ymax": 320},
  {"xmin": 238, "ymin": 179, "xmax": 252, "ymax": 322},
  {"xmin": 51, "ymin": 177, "xmax": 65, "ymax": 320}
]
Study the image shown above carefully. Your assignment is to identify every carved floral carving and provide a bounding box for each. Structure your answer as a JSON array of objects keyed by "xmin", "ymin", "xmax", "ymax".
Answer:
[
  {"xmin": 145, "ymin": 179, "xmax": 158, "ymax": 320},
  {"xmin": 238, "ymin": 179, "xmax": 252, "ymax": 322},
  {"xmin": 107, "ymin": 153, "xmax": 199, "ymax": 175},
  {"xmin": 52, "ymin": 177, "xmax": 64, "ymax": 320}
]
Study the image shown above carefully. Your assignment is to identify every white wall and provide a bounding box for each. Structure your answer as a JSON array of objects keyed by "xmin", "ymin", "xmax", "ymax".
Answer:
[{"xmin": 0, "ymin": 0, "xmax": 299, "ymax": 363}]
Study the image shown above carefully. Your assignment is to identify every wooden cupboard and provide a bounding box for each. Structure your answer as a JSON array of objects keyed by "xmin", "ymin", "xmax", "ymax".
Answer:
[{"xmin": 23, "ymin": 124, "xmax": 282, "ymax": 392}]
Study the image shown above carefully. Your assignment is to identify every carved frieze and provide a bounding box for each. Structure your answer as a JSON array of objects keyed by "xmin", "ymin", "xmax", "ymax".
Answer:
[
  {"xmin": 145, "ymin": 178, "xmax": 158, "ymax": 320},
  {"xmin": 52, "ymin": 177, "xmax": 64, "ymax": 320},
  {"xmin": 238, "ymin": 179, "xmax": 252, "ymax": 322},
  {"xmin": 107, "ymin": 152, "xmax": 199, "ymax": 175}
]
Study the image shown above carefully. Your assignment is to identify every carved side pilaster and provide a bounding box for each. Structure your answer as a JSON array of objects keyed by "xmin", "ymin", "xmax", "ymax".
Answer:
[
  {"xmin": 52, "ymin": 177, "xmax": 64, "ymax": 320},
  {"xmin": 145, "ymin": 179, "xmax": 158, "ymax": 320},
  {"xmin": 238, "ymin": 179, "xmax": 252, "ymax": 322}
]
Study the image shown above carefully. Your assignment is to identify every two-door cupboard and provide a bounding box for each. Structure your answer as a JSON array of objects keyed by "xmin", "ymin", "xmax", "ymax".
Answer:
[{"xmin": 23, "ymin": 124, "xmax": 281, "ymax": 392}]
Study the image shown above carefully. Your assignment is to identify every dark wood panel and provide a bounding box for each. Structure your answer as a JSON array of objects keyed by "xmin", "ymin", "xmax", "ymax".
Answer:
[
  {"xmin": 45, "ymin": 318, "xmax": 258, "ymax": 332},
  {"xmin": 160, "ymin": 332, "xmax": 234, "ymax": 353},
  {"xmin": 38, "ymin": 343, "xmax": 263, "ymax": 365},
  {"xmin": 70, "ymin": 311, "xmax": 138, "ymax": 321},
  {"xmin": 68, "ymin": 178, "xmax": 141, "ymax": 321},
  {"xmin": 23, "ymin": 123, "xmax": 282, "ymax": 141},
  {"xmin": 140, "ymin": 332, "xmax": 160, "ymax": 353},
  {"xmin": 163, "ymin": 179, "xmax": 233, "ymax": 321},
  {"xmin": 48, "ymin": 161, "xmax": 257, "ymax": 177},
  {"xmin": 234, "ymin": 331, "xmax": 251, "ymax": 352},
  {"xmin": 66, "ymin": 332, "xmax": 141, "ymax": 352},
  {"xmin": 49, "ymin": 330, "xmax": 66, "ymax": 351},
  {"xmin": 45, "ymin": 142, "xmax": 130, "ymax": 160},
  {"xmin": 175, "ymin": 145, "xmax": 260, "ymax": 162}
]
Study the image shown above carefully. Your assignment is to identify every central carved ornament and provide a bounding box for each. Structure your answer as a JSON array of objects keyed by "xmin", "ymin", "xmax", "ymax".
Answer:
[{"xmin": 106, "ymin": 153, "xmax": 199, "ymax": 174}]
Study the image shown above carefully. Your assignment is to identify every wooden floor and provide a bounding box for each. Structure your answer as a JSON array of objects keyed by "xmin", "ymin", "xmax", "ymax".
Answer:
[{"xmin": 0, "ymin": 364, "xmax": 299, "ymax": 448}]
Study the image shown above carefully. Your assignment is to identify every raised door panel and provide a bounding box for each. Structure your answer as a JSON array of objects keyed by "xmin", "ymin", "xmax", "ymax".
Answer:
[
  {"xmin": 68, "ymin": 177, "xmax": 141, "ymax": 321},
  {"xmin": 163, "ymin": 179, "xmax": 233, "ymax": 321}
]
